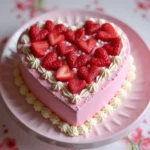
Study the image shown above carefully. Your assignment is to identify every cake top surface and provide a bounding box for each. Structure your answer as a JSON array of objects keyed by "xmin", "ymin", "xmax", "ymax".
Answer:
[{"xmin": 17, "ymin": 17, "xmax": 129, "ymax": 109}]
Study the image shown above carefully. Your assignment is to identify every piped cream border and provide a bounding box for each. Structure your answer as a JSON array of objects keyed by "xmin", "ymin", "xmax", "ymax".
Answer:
[{"xmin": 13, "ymin": 56, "xmax": 136, "ymax": 137}]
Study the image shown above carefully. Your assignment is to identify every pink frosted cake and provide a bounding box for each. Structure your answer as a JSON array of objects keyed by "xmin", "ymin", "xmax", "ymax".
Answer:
[{"xmin": 14, "ymin": 18, "xmax": 136, "ymax": 136}]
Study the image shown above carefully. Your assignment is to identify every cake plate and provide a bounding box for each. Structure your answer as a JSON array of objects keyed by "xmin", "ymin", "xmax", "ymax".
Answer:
[{"xmin": 0, "ymin": 10, "xmax": 150, "ymax": 149}]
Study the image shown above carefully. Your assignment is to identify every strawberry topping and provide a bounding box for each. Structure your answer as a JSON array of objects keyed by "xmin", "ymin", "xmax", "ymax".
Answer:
[
  {"xmin": 57, "ymin": 42, "xmax": 75, "ymax": 56},
  {"xmin": 31, "ymin": 41, "xmax": 49, "ymax": 58},
  {"xmin": 56, "ymin": 65, "xmax": 73, "ymax": 82},
  {"xmin": 44, "ymin": 20, "xmax": 55, "ymax": 32},
  {"xmin": 41, "ymin": 51, "xmax": 63, "ymax": 70},
  {"xmin": 78, "ymin": 65, "xmax": 100, "ymax": 83},
  {"xmin": 29, "ymin": 25, "xmax": 48, "ymax": 42},
  {"xmin": 78, "ymin": 38, "xmax": 96, "ymax": 54},
  {"xmin": 66, "ymin": 51, "xmax": 77, "ymax": 68},
  {"xmin": 54, "ymin": 24, "xmax": 66, "ymax": 34},
  {"xmin": 68, "ymin": 79, "xmax": 86, "ymax": 94},
  {"xmin": 64, "ymin": 29, "xmax": 76, "ymax": 43},
  {"xmin": 103, "ymin": 37, "xmax": 122, "ymax": 56},
  {"xmin": 90, "ymin": 48, "xmax": 111, "ymax": 67},
  {"xmin": 76, "ymin": 55, "xmax": 90, "ymax": 68},
  {"xmin": 75, "ymin": 28, "xmax": 85, "ymax": 42},
  {"xmin": 84, "ymin": 20, "xmax": 100, "ymax": 35},
  {"xmin": 96, "ymin": 23, "xmax": 117, "ymax": 41},
  {"xmin": 48, "ymin": 32, "xmax": 65, "ymax": 46}
]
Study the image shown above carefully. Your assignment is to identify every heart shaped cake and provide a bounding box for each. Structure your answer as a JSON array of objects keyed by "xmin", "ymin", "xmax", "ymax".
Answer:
[{"xmin": 15, "ymin": 18, "xmax": 136, "ymax": 136}]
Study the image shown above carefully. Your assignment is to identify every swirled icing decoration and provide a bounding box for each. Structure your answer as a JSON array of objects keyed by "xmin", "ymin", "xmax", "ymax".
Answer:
[
  {"xmin": 53, "ymin": 81, "xmax": 64, "ymax": 91},
  {"xmin": 67, "ymin": 126, "xmax": 79, "ymax": 136},
  {"xmin": 33, "ymin": 101, "xmax": 44, "ymax": 112},
  {"xmin": 77, "ymin": 124, "xmax": 89, "ymax": 135},
  {"xmin": 88, "ymin": 82, "xmax": 98, "ymax": 93},
  {"xmin": 41, "ymin": 107, "xmax": 52, "ymax": 119},
  {"xmin": 21, "ymin": 34, "xmax": 30, "ymax": 44},
  {"xmin": 49, "ymin": 114, "xmax": 60, "ymax": 125},
  {"xmin": 27, "ymin": 54, "xmax": 40, "ymax": 69},
  {"xmin": 21, "ymin": 46, "xmax": 30, "ymax": 54}
]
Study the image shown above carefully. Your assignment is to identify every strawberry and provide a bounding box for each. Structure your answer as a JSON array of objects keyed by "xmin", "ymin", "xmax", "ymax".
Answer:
[
  {"xmin": 42, "ymin": 51, "xmax": 57, "ymax": 66},
  {"xmin": 64, "ymin": 29, "xmax": 75, "ymax": 43},
  {"xmin": 78, "ymin": 65, "xmax": 100, "ymax": 83},
  {"xmin": 31, "ymin": 41, "xmax": 49, "ymax": 58},
  {"xmin": 29, "ymin": 25, "xmax": 48, "ymax": 42},
  {"xmin": 77, "ymin": 66, "xmax": 89, "ymax": 81},
  {"xmin": 41, "ymin": 51, "xmax": 63, "ymax": 70},
  {"xmin": 54, "ymin": 24, "xmax": 66, "ymax": 34},
  {"xmin": 91, "ymin": 48, "xmax": 111, "ymax": 67},
  {"xmin": 68, "ymin": 79, "xmax": 86, "ymax": 94},
  {"xmin": 76, "ymin": 55, "xmax": 90, "ymax": 67},
  {"xmin": 96, "ymin": 23, "xmax": 117, "ymax": 41},
  {"xmin": 75, "ymin": 28, "xmax": 85, "ymax": 42},
  {"xmin": 48, "ymin": 32, "xmax": 65, "ymax": 46},
  {"xmin": 78, "ymin": 38, "xmax": 96, "ymax": 54},
  {"xmin": 44, "ymin": 20, "xmax": 55, "ymax": 32},
  {"xmin": 87, "ymin": 65, "xmax": 100, "ymax": 83},
  {"xmin": 57, "ymin": 42, "xmax": 75, "ymax": 56},
  {"xmin": 84, "ymin": 20, "xmax": 100, "ymax": 35},
  {"xmin": 50, "ymin": 60, "xmax": 64, "ymax": 70},
  {"xmin": 56, "ymin": 65, "xmax": 73, "ymax": 82},
  {"xmin": 103, "ymin": 37, "xmax": 122, "ymax": 56},
  {"xmin": 66, "ymin": 51, "xmax": 77, "ymax": 68},
  {"xmin": 90, "ymin": 58, "xmax": 111, "ymax": 67}
]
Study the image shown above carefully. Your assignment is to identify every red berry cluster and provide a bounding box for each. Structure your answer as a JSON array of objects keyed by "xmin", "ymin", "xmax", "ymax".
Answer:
[{"xmin": 27, "ymin": 20, "xmax": 122, "ymax": 94}]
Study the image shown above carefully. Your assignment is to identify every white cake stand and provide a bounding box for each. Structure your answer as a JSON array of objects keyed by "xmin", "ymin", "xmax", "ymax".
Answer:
[{"xmin": 0, "ymin": 10, "xmax": 150, "ymax": 149}]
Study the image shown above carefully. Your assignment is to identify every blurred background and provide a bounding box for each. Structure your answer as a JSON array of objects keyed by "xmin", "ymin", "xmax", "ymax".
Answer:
[{"xmin": 0, "ymin": 0, "xmax": 150, "ymax": 150}]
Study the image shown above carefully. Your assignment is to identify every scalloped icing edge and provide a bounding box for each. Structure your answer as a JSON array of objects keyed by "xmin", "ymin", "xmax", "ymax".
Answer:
[{"xmin": 13, "ymin": 56, "xmax": 136, "ymax": 137}]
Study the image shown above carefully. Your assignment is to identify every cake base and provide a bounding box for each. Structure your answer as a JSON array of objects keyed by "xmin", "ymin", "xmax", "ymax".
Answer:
[{"xmin": 13, "ymin": 56, "xmax": 135, "ymax": 137}]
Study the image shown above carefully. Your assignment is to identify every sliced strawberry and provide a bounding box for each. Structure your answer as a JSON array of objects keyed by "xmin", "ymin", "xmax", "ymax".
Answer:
[
  {"xmin": 76, "ymin": 55, "xmax": 90, "ymax": 68},
  {"xmin": 68, "ymin": 79, "xmax": 86, "ymax": 94},
  {"xmin": 78, "ymin": 65, "xmax": 100, "ymax": 83},
  {"xmin": 84, "ymin": 20, "xmax": 100, "ymax": 35},
  {"xmin": 64, "ymin": 29, "xmax": 75, "ymax": 43},
  {"xmin": 41, "ymin": 51, "xmax": 63, "ymax": 70},
  {"xmin": 54, "ymin": 24, "xmax": 66, "ymax": 34},
  {"xmin": 103, "ymin": 37, "xmax": 122, "ymax": 56},
  {"xmin": 77, "ymin": 66, "xmax": 89, "ymax": 81},
  {"xmin": 75, "ymin": 28, "xmax": 85, "ymax": 42},
  {"xmin": 57, "ymin": 42, "xmax": 75, "ymax": 56},
  {"xmin": 101, "ymin": 23, "xmax": 116, "ymax": 34},
  {"xmin": 96, "ymin": 23, "xmax": 117, "ymax": 41},
  {"xmin": 95, "ymin": 48, "xmax": 111, "ymax": 63},
  {"xmin": 91, "ymin": 48, "xmax": 111, "ymax": 67},
  {"xmin": 29, "ymin": 25, "xmax": 48, "ymax": 42},
  {"xmin": 50, "ymin": 60, "xmax": 64, "ymax": 70},
  {"xmin": 78, "ymin": 38, "xmax": 96, "ymax": 54},
  {"xmin": 48, "ymin": 32, "xmax": 65, "ymax": 46},
  {"xmin": 90, "ymin": 58, "xmax": 110, "ymax": 67},
  {"xmin": 87, "ymin": 65, "xmax": 100, "ymax": 83},
  {"xmin": 31, "ymin": 41, "xmax": 49, "ymax": 58},
  {"xmin": 41, "ymin": 51, "xmax": 58, "ymax": 67},
  {"xmin": 56, "ymin": 65, "xmax": 73, "ymax": 82},
  {"xmin": 66, "ymin": 51, "xmax": 77, "ymax": 68},
  {"xmin": 44, "ymin": 20, "xmax": 55, "ymax": 32}
]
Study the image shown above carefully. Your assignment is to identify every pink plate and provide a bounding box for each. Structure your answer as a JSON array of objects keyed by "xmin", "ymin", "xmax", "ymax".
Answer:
[{"xmin": 0, "ymin": 10, "xmax": 150, "ymax": 149}]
